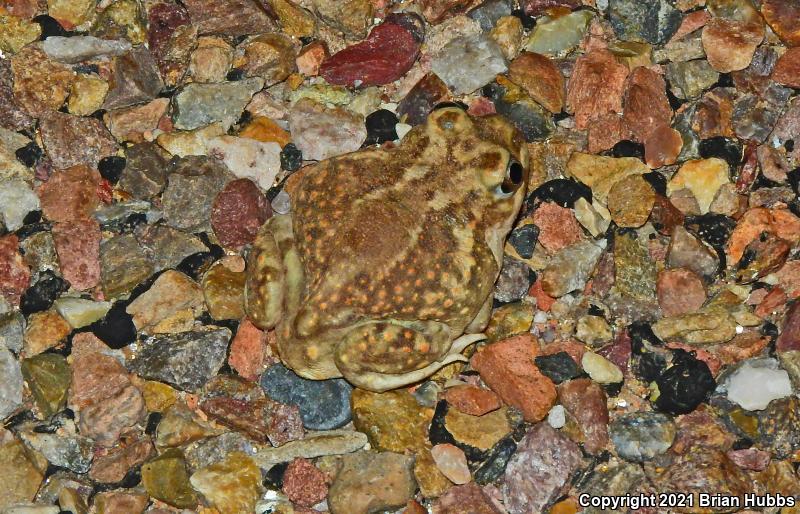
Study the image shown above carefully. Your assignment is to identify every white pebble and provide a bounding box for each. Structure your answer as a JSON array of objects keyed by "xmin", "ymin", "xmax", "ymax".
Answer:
[
  {"xmin": 547, "ymin": 405, "xmax": 566, "ymax": 429},
  {"xmin": 725, "ymin": 358, "xmax": 793, "ymax": 411}
]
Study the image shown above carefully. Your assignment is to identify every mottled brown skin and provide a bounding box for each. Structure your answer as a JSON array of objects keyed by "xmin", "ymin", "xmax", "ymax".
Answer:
[{"xmin": 245, "ymin": 107, "xmax": 529, "ymax": 391}]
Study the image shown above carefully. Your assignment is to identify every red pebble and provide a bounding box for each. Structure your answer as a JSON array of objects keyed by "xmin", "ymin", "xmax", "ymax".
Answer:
[
  {"xmin": 282, "ymin": 458, "xmax": 328, "ymax": 508},
  {"xmin": 470, "ymin": 333, "xmax": 557, "ymax": 423},
  {"xmin": 443, "ymin": 384, "xmax": 502, "ymax": 416},
  {"xmin": 320, "ymin": 15, "xmax": 422, "ymax": 87},
  {"xmin": 211, "ymin": 178, "xmax": 271, "ymax": 249},
  {"xmin": 0, "ymin": 235, "xmax": 30, "ymax": 306}
]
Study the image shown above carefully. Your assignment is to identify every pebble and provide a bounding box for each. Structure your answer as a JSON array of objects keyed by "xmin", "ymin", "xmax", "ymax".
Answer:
[
  {"xmin": 172, "ymin": 78, "xmax": 264, "ymax": 130},
  {"xmin": 666, "ymin": 59, "xmax": 720, "ymax": 99},
  {"xmin": 608, "ymin": 0, "xmax": 682, "ymax": 44},
  {"xmin": 228, "ymin": 318, "xmax": 271, "ymax": 380},
  {"xmin": 507, "ymin": 52, "xmax": 564, "ymax": 114},
  {"xmin": 42, "ymin": 35, "xmax": 131, "ymax": 64},
  {"xmin": 201, "ymin": 258, "xmax": 246, "ymax": 320},
  {"xmin": 0, "ymin": 346, "xmax": 23, "ymax": 419},
  {"xmin": 471, "ymin": 334, "xmax": 557, "ymax": 422},
  {"xmin": 351, "ymin": 388, "xmax": 428, "ymax": 452},
  {"xmin": 442, "ymin": 405, "xmax": 512, "ymax": 454},
  {"xmin": 11, "ymin": 45, "xmax": 75, "ymax": 117},
  {"xmin": 129, "ymin": 328, "xmax": 231, "ymax": 391},
  {"xmin": 432, "ymin": 33, "xmax": 507, "ymax": 94},
  {"xmin": 141, "ymin": 448, "xmax": 198, "ymax": 509},
  {"xmin": 581, "ymin": 352, "xmax": 623, "ymax": 384},
  {"xmin": 53, "ymin": 297, "xmax": 111, "ymax": 329},
  {"xmin": 559, "ymin": 378, "xmax": 610, "ymax": 454},
  {"xmin": 90, "ymin": 435, "xmax": 154, "ymax": 483},
  {"xmin": 761, "ymin": 0, "xmax": 800, "ymax": 46},
  {"xmin": 667, "ymin": 225, "xmax": 719, "ymax": 278},
  {"xmin": 161, "ymin": 155, "xmax": 233, "ymax": 232},
  {"xmin": 443, "ymin": 384, "xmax": 501, "ymax": 416},
  {"xmin": 38, "ymin": 111, "xmax": 117, "ymax": 170},
  {"xmin": 532, "ymin": 201, "xmax": 583, "ymax": 253},
  {"xmin": 431, "ymin": 443, "xmax": 471, "ymax": 484},
  {"xmin": 237, "ymin": 33, "xmax": 296, "ymax": 86},
  {"xmin": 702, "ymin": 15, "xmax": 764, "ymax": 73},
  {"xmin": 574, "ymin": 315, "xmax": 612, "ymax": 347},
  {"xmin": 262, "ymin": 363, "xmax": 353, "ymax": 430},
  {"xmin": 607, "ymin": 174, "xmax": 656, "ymax": 228},
  {"xmin": 99, "ymin": 233, "xmax": 154, "ymax": 298},
  {"xmin": 18, "ymin": 429, "xmax": 93, "ymax": 473},
  {"xmin": 320, "ymin": 14, "xmax": 423, "ymax": 87},
  {"xmin": 654, "ymin": 350, "xmax": 716, "ymax": 414},
  {"xmin": 609, "ymin": 412, "xmax": 676, "ymax": 462},
  {"xmin": 723, "ymin": 358, "xmax": 793, "ymax": 411},
  {"xmin": 289, "ymin": 98, "xmax": 367, "ymax": 161},
  {"xmin": 51, "ymin": 220, "xmax": 101, "ymax": 291},
  {"xmin": 38, "ymin": 164, "xmax": 101, "ymax": 223},
  {"xmin": 566, "ymin": 49, "xmax": 628, "ymax": 130},
  {"xmin": 0, "ymin": 179, "xmax": 40, "ymax": 231},
  {"xmin": 524, "ymin": 9, "xmax": 593, "ymax": 56},
  {"xmin": 493, "ymin": 255, "xmax": 532, "ymax": 303},
  {"xmin": 21, "ymin": 353, "xmax": 70, "ymax": 419},
  {"xmin": 0, "ymin": 438, "xmax": 46, "ymax": 509},
  {"xmin": 125, "ymin": 270, "xmax": 203, "ymax": 332},
  {"xmin": 23, "ymin": 309, "xmax": 71, "ymax": 356},
  {"xmin": 200, "ymin": 395, "xmax": 304, "ymax": 446},
  {"xmin": 547, "ymin": 404, "xmax": 566, "ymax": 429},
  {"xmin": 0, "ymin": 235, "xmax": 31, "ymax": 307},
  {"xmin": 206, "ymin": 135, "xmax": 281, "ymax": 190},
  {"xmin": 503, "ymin": 423, "xmax": 582, "ymax": 514},
  {"xmin": 69, "ymin": 350, "xmax": 146, "ymax": 446},
  {"xmin": 432, "ymin": 482, "xmax": 504, "ymax": 514},
  {"xmin": 327, "ymin": 451, "xmax": 416, "ymax": 514},
  {"xmin": 282, "ymin": 458, "xmax": 328, "ymax": 507},
  {"xmin": 565, "ymin": 152, "xmax": 647, "ymax": 203},
  {"xmin": 541, "ymin": 239, "xmax": 606, "ymax": 297}
]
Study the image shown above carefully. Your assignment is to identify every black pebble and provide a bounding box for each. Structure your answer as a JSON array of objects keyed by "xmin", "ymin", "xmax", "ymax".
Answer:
[
  {"xmin": 534, "ymin": 352, "xmax": 581, "ymax": 384},
  {"xmin": 713, "ymin": 73, "xmax": 734, "ymax": 88},
  {"xmin": 699, "ymin": 137, "xmax": 742, "ymax": 171},
  {"xmin": 90, "ymin": 109, "xmax": 107, "ymax": 121},
  {"xmin": 732, "ymin": 437, "xmax": 754, "ymax": 450},
  {"xmin": 98, "ymin": 156, "xmax": 127, "ymax": 183},
  {"xmin": 529, "ymin": 178, "xmax": 592, "ymax": 208},
  {"xmin": 429, "ymin": 400, "xmax": 458, "ymax": 447},
  {"xmin": 629, "ymin": 322, "xmax": 667, "ymax": 382},
  {"xmin": 654, "ymin": 350, "xmax": 715, "ymax": 415},
  {"xmin": 280, "ymin": 143, "xmax": 303, "ymax": 172},
  {"xmin": 510, "ymin": 8, "xmax": 536, "ymax": 29},
  {"xmin": 226, "ymin": 68, "xmax": 246, "ymax": 81},
  {"xmin": 602, "ymin": 381, "xmax": 624, "ymax": 397},
  {"xmin": 73, "ymin": 63, "xmax": 100, "ymax": 74},
  {"xmin": 760, "ymin": 321, "xmax": 779, "ymax": 339},
  {"xmin": 90, "ymin": 302, "xmax": 137, "ymax": 349},
  {"xmin": 785, "ymin": 140, "xmax": 794, "ymax": 153},
  {"xmin": 176, "ymin": 251, "xmax": 217, "ymax": 279},
  {"xmin": 685, "ymin": 213, "xmax": 736, "ymax": 253},
  {"xmin": 474, "ymin": 437, "xmax": 517, "ymax": 485},
  {"xmin": 15, "ymin": 142, "xmax": 43, "ymax": 168},
  {"xmin": 299, "ymin": 36, "xmax": 314, "ymax": 46},
  {"xmin": 788, "ymin": 167, "xmax": 800, "ymax": 197},
  {"xmin": 264, "ymin": 462, "xmax": 289, "ymax": 489},
  {"xmin": 33, "ymin": 15, "xmax": 69, "ymax": 39},
  {"xmin": 118, "ymin": 467, "xmax": 142, "ymax": 488},
  {"xmin": 612, "ymin": 140, "xmax": 645, "ymax": 160},
  {"xmin": 145, "ymin": 412, "xmax": 162, "ymax": 435},
  {"xmin": 507, "ymin": 224, "xmax": 539, "ymax": 259},
  {"xmin": 364, "ymin": 109, "xmax": 399, "ymax": 146},
  {"xmin": 22, "ymin": 210, "xmax": 42, "ymax": 226},
  {"xmin": 587, "ymin": 304, "xmax": 604, "ymax": 317},
  {"xmin": 20, "ymin": 270, "xmax": 70, "ymax": 316},
  {"xmin": 642, "ymin": 172, "xmax": 667, "ymax": 196}
]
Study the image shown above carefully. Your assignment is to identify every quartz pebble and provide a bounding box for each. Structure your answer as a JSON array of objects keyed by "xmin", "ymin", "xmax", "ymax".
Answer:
[{"xmin": 724, "ymin": 358, "xmax": 793, "ymax": 411}]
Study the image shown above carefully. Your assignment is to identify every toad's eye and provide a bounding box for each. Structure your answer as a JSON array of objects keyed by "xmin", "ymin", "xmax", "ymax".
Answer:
[{"xmin": 495, "ymin": 160, "xmax": 524, "ymax": 198}]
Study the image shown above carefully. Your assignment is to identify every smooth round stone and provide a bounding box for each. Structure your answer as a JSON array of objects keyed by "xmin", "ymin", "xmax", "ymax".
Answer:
[
  {"xmin": 609, "ymin": 412, "xmax": 676, "ymax": 462},
  {"xmin": 260, "ymin": 363, "xmax": 352, "ymax": 430}
]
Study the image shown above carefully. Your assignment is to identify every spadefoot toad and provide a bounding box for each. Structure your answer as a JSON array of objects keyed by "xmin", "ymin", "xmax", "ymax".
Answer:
[{"xmin": 245, "ymin": 107, "xmax": 529, "ymax": 391}]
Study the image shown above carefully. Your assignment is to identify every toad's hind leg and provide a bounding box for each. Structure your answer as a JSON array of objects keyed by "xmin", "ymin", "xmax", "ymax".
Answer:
[
  {"xmin": 245, "ymin": 214, "xmax": 299, "ymax": 329},
  {"xmin": 334, "ymin": 320, "xmax": 485, "ymax": 392}
]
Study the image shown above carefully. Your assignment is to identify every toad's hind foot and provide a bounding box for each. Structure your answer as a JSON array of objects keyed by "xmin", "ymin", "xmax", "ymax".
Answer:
[{"xmin": 337, "ymin": 326, "xmax": 485, "ymax": 392}]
